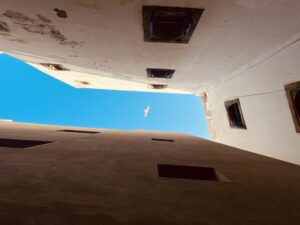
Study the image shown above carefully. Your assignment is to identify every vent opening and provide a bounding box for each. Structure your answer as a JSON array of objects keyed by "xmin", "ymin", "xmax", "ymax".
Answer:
[
  {"xmin": 149, "ymin": 84, "xmax": 167, "ymax": 89},
  {"xmin": 285, "ymin": 81, "xmax": 300, "ymax": 133},
  {"xmin": 225, "ymin": 99, "xmax": 246, "ymax": 129},
  {"xmin": 295, "ymin": 91, "xmax": 300, "ymax": 117},
  {"xmin": 59, "ymin": 130, "xmax": 99, "ymax": 134},
  {"xmin": 0, "ymin": 138, "xmax": 52, "ymax": 148},
  {"xmin": 152, "ymin": 138, "xmax": 174, "ymax": 142},
  {"xmin": 147, "ymin": 68, "xmax": 175, "ymax": 79},
  {"xmin": 76, "ymin": 80, "xmax": 90, "ymax": 85},
  {"xmin": 143, "ymin": 6, "xmax": 204, "ymax": 43},
  {"xmin": 157, "ymin": 164, "xmax": 229, "ymax": 182},
  {"xmin": 41, "ymin": 63, "xmax": 69, "ymax": 71}
]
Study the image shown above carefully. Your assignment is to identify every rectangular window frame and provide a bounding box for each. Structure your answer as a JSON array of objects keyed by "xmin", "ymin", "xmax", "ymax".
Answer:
[
  {"xmin": 0, "ymin": 138, "xmax": 52, "ymax": 149},
  {"xmin": 157, "ymin": 164, "xmax": 230, "ymax": 182},
  {"xmin": 40, "ymin": 63, "xmax": 69, "ymax": 71},
  {"xmin": 147, "ymin": 68, "xmax": 175, "ymax": 79},
  {"xmin": 285, "ymin": 81, "xmax": 300, "ymax": 133},
  {"xmin": 149, "ymin": 84, "xmax": 168, "ymax": 89},
  {"xmin": 224, "ymin": 98, "xmax": 247, "ymax": 129},
  {"xmin": 59, "ymin": 130, "xmax": 100, "ymax": 134},
  {"xmin": 152, "ymin": 138, "xmax": 174, "ymax": 142},
  {"xmin": 142, "ymin": 6, "xmax": 204, "ymax": 43}
]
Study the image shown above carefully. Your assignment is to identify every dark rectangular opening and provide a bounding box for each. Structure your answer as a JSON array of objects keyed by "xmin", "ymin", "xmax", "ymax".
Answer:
[
  {"xmin": 152, "ymin": 138, "xmax": 174, "ymax": 142},
  {"xmin": 225, "ymin": 99, "xmax": 247, "ymax": 129},
  {"xmin": 147, "ymin": 68, "xmax": 175, "ymax": 79},
  {"xmin": 285, "ymin": 81, "xmax": 300, "ymax": 133},
  {"xmin": 143, "ymin": 6, "xmax": 204, "ymax": 43},
  {"xmin": 157, "ymin": 164, "xmax": 221, "ymax": 181},
  {"xmin": 0, "ymin": 138, "xmax": 52, "ymax": 149},
  {"xmin": 41, "ymin": 63, "xmax": 69, "ymax": 71},
  {"xmin": 149, "ymin": 84, "xmax": 167, "ymax": 89},
  {"xmin": 59, "ymin": 130, "xmax": 100, "ymax": 134}
]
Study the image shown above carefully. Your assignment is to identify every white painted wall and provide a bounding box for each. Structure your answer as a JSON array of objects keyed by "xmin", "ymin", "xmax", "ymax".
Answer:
[
  {"xmin": 205, "ymin": 35, "xmax": 300, "ymax": 165},
  {"xmin": 1, "ymin": 0, "xmax": 300, "ymax": 93}
]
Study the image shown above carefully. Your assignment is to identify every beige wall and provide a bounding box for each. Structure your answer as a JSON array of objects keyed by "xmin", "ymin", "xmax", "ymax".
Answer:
[
  {"xmin": 0, "ymin": 121, "xmax": 299, "ymax": 224},
  {"xmin": 205, "ymin": 34, "xmax": 300, "ymax": 165}
]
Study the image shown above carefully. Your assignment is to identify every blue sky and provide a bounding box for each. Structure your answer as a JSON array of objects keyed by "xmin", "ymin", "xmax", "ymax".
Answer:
[{"xmin": 0, "ymin": 54, "xmax": 209, "ymax": 139}]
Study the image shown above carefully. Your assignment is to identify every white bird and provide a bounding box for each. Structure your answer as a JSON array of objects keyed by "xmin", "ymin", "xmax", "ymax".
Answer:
[{"xmin": 144, "ymin": 105, "xmax": 150, "ymax": 118}]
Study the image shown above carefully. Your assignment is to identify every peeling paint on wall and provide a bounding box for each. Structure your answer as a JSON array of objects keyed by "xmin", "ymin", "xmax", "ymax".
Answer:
[
  {"xmin": 76, "ymin": 0, "xmax": 101, "ymax": 9},
  {"xmin": 2, "ymin": 10, "xmax": 78, "ymax": 47},
  {"xmin": 9, "ymin": 38, "xmax": 27, "ymax": 44},
  {"xmin": 3, "ymin": 10, "xmax": 34, "ymax": 23},
  {"xmin": 36, "ymin": 14, "xmax": 51, "ymax": 23},
  {"xmin": 0, "ymin": 33, "xmax": 10, "ymax": 36},
  {"xmin": 0, "ymin": 21, "xmax": 9, "ymax": 32}
]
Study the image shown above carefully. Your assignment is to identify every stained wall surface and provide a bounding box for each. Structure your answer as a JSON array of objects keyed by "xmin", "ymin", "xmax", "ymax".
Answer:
[{"xmin": 0, "ymin": 0, "xmax": 299, "ymax": 93}]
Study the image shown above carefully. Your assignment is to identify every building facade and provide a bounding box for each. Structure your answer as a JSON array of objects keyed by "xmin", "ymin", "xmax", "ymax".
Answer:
[
  {"xmin": 0, "ymin": 1, "xmax": 299, "ymax": 162},
  {"xmin": 0, "ymin": 121, "xmax": 299, "ymax": 224}
]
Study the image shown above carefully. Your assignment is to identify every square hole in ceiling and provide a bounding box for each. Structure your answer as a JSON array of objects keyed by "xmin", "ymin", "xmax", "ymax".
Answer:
[
  {"xmin": 147, "ymin": 68, "xmax": 175, "ymax": 79},
  {"xmin": 59, "ymin": 130, "xmax": 100, "ymax": 134},
  {"xmin": 0, "ymin": 138, "xmax": 52, "ymax": 148},
  {"xmin": 157, "ymin": 164, "xmax": 230, "ymax": 182},
  {"xmin": 285, "ymin": 81, "xmax": 300, "ymax": 133},
  {"xmin": 149, "ymin": 84, "xmax": 167, "ymax": 89},
  {"xmin": 143, "ymin": 6, "xmax": 204, "ymax": 43},
  {"xmin": 224, "ymin": 99, "xmax": 247, "ymax": 129}
]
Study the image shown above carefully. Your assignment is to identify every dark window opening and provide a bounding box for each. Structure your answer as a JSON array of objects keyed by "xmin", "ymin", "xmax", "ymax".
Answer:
[
  {"xmin": 0, "ymin": 138, "xmax": 52, "ymax": 148},
  {"xmin": 41, "ymin": 63, "xmax": 69, "ymax": 71},
  {"xmin": 285, "ymin": 81, "xmax": 300, "ymax": 133},
  {"xmin": 152, "ymin": 138, "xmax": 174, "ymax": 142},
  {"xmin": 225, "ymin": 99, "xmax": 246, "ymax": 129},
  {"xmin": 76, "ymin": 80, "xmax": 90, "ymax": 85},
  {"xmin": 295, "ymin": 90, "xmax": 300, "ymax": 117},
  {"xmin": 59, "ymin": 130, "xmax": 99, "ymax": 134},
  {"xmin": 143, "ymin": 6, "xmax": 204, "ymax": 43},
  {"xmin": 147, "ymin": 68, "xmax": 175, "ymax": 79},
  {"xmin": 149, "ymin": 84, "xmax": 167, "ymax": 89},
  {"xmin": 157, "ymin": 164, "xmax": 229, "ymax": 182}
]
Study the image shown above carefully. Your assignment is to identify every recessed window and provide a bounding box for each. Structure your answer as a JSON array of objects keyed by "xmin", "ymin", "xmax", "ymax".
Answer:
[
  {"xmin": 152, "ymin": 138, "xmax": 174, "ymax": 142},
  {"xmin": 147, "ymin": 68, "xmax": 175, "ymax": 79},
  {"xmin": 224, "ymin": 99, "xmax": 247, "ymax": 129},
  {"xmin": 157, "ymin": 164, "xmax": 229, "ymax": 182},
  {"xmin": 143, "ymin": 6, "xmax": 204, "ymax": 43},
  {"xmin": 149, "ymin": 84, "xmax": 167, "ymax": 89},
  {"xmin": 76, "ymin": 80, "xmax": 90, "ymax": 85},
  {"xmin": 0, "ymin": 138, "xmax": 51, "ymax": 148},
  {"xmin": 285, "ymin": 81, "xmax": 300, "ymax": 133},
  {"xmin": 59, "ymin": 130, "xmax": 100, "ymax": 134},
  {"xmin": 41, "ymin": 63, "xmax": 69, "ymax": 71}
]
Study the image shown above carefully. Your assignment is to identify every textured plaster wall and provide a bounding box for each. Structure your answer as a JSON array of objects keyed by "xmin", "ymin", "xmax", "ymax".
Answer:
[{"xmin": 205, "ymin": 34, "xmax": 300, "ymax": 165}]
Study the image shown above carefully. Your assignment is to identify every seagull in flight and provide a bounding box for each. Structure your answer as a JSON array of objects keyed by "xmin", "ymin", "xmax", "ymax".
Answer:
[{"xmin": 144, "ymin": 105, "xmax": 150, "ymax": 118}]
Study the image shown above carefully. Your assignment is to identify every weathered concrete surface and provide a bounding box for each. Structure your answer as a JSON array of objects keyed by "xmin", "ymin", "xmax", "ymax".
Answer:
[
  {"xmin": 0, "ymin": 121, "xmax": 299, "ymax": 225},
  {"xmin": 0, "ymin": 0, "xmax": 300, "ymax": 93},
  {"xmin": 202, "ymin": 34, "xmax": 300, "ymax": 165},
  {"xmin": 0, "ymin": 0, "xmax": 300, "ymax": 167}
]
